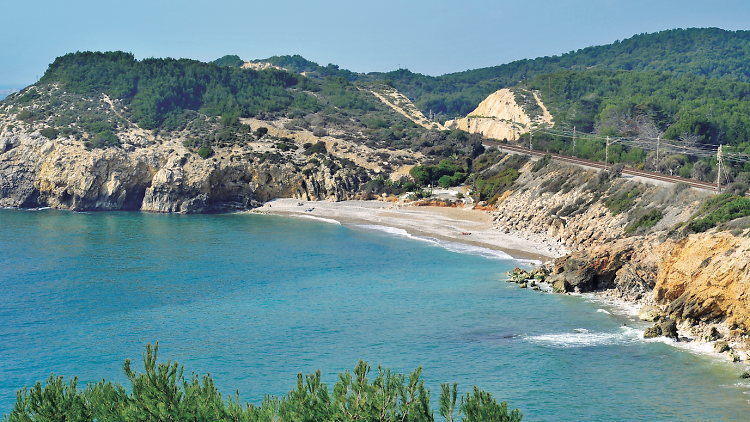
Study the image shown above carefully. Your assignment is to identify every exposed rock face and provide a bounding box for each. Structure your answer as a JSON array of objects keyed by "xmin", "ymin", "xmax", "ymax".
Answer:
[
  {"xmin": 655, "ymin": 232, "xmax": 750, "ymax": 332},
  {"xmin": 643, "ymin": 318, "xmax": 678, "ymax": 340},
  {"xmin": 0, "ymin": 133, "xmax": 366, "ymax": 213},
  {"xmin": 546, "ymin": 236, "xmax": 659, "ymax": 301},
  {"xmin": 444, "ymin": 89, "xmax": 553, "ymax": 140}
]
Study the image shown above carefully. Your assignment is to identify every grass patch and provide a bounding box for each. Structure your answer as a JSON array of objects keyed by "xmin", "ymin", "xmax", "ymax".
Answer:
[
  {"xmin": 625, "ymin": 208, "xmax": 663, "ymax": 234},
  {"xmin": 604, "ymin": 186, "xmax": 640, "ymax": 215},
  {"xmin": 689, "ymin": 195, "xmax": 750, "ymax": 232}
]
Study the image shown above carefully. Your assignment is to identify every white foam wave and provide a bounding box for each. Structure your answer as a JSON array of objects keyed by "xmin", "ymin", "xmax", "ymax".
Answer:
[
  {"xmin": 295, "ymin": 215, "xmax": 342, "ymax": 225},
  {"xmin": 597, "ymin": 309, "xmax": 611, "ymax": 314},
  {"xmin": 354, "ymin": 224, "xmax": 538, "ymax": 264},
  {"xmin": 526, "ymin": 326, "xmax": 641, "ymax": 348}
]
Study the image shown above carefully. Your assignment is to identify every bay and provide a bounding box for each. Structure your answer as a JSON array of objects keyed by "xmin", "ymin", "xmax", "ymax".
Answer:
[{"xmin": 0, "ymin": 208, "xmax": 748, "ymax": 421}]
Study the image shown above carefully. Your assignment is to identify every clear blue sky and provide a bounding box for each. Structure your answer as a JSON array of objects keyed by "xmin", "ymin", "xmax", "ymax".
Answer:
[{"xmin": 1, "ymin": 0, "xmax": 749, "ymax": 87}]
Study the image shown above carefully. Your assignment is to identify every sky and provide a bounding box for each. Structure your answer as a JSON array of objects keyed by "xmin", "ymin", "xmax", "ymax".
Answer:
[{"xmin": 1, "ymin": 0, "xmax": 749, "ymax": 87}]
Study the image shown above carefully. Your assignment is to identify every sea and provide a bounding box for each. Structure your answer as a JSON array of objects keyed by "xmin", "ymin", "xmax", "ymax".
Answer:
[{"xmin": 1, "ymin": 208, "xmax": 749, "ymax": 421}]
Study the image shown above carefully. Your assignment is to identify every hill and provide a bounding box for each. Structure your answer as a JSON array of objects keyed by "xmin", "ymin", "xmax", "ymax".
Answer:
[{"xmin": 375, "ymin": 28, "xmax": 750, "ymax": 118}]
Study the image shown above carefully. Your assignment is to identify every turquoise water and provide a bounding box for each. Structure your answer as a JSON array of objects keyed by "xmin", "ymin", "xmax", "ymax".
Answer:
[{"xmin": 1, "ymin": 209, "xmax": 749, "ymax": 421}]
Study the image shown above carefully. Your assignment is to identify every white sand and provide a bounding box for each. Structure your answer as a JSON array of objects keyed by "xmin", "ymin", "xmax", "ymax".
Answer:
[{"xmin": 254, "ymin": 198, "xmax": 568, "ymax": 262}]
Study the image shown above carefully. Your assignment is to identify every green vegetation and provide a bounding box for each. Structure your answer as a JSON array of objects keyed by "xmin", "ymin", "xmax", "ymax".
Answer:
[
  {"xmin": 376, "ymin": 28, "xmax": 750, "ymax": 118},
  {"xmin": 84, "ymin": 130, "xmax": 120, "ymax": 150},
  {"xmin": 604, "ymin": 186, "xmax": 641, "ymax": 215},
  {"xmin": 625, "ymin": 208, "xmax": 663, "ymax": 234},
  {"xmin": 531, "ymin": 155, "xmax": 551, "ymax": 172},
  {"xmin": 197, "ymin": 146, "xmax": 214, "ymax": 159},
  {"xmin": 303, "ymin": 141, "xmax": 327, "ymax": 156},
  {"xmin": 689, "ymin": 193, "xmax": 750, "ymax": 232},
  {"xmin": 40, "ymin": 127, "xmax": 59, "ymax": 140},
  {"xmin": 469, "ymin": 155, "xmax": 529, "ymax": 203},
  {"xmin": 409, "ymin": 159, "xmax": 468, "ymax": 187},
  {"xmin": 212, "ymin": 54, "xmax": 245, "ymax": 67},
  {"xmin": 3, "ymin": 344, "xmax": 522, "ymax": 422}
]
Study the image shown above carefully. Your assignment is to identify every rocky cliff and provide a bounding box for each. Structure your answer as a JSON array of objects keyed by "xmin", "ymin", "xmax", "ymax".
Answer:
[
  {"xmin": 0, "ymin": 131, "xmax": 367, "ymax": 213},
  {"xmin": 444, "ymin": 88, "xmax": 554, "ymax": 140},
  {"xmin": 490, "ymin": 153, "xmax": 750, "ymax": 358}
]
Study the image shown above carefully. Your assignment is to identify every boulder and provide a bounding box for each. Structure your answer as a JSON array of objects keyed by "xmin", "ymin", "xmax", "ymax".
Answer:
[
  {"xmin": 714, "ymin": 341, "xmax": 730, "ymax": 353},
  {"xmin": 638, "ymin": 305, "xmax": 663, "ymax": 322},
  {"xmin": 643, "ymin": 318, "xmax": 678, "ymax": 340},
  {"xmin": 644, "ymin": 325, "xmax": 662, "ymax": 338}
]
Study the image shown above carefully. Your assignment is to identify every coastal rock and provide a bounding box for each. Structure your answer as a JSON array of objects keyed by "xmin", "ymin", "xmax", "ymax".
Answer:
[
  {"xmin": 0, "ymin": 134, "xmax": 368, "ymax": 213},
  {"xmin": 714, "ymin": 341, "xmax": 730, "ymax": 353},
  {"xmin": 638, "ymin": 305, "xmax": 664, "ymax": 322},
  {"xmin": 656, "ymin": 233, "xmax": 750, "ymax": 332},
  {"xmin": 643, "ymin": 318, "xmax": 678, "ymax": 340}
]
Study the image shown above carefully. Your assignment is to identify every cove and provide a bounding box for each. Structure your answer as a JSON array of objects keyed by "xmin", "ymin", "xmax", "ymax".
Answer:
[{"xmin": 0, "ymin": 208, "xmax": 748, "ymax": 421}]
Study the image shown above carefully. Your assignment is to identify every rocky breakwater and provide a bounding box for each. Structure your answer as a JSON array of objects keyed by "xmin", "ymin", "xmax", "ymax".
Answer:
[{"xmin": 0, "ymin": 132, "xmax": 366, "ymax": 213}]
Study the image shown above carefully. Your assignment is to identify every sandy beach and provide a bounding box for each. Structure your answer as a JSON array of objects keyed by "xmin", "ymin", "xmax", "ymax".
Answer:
[{"xmin": 253, "ymin": 198, "xmax": 569, "ymax": 263}]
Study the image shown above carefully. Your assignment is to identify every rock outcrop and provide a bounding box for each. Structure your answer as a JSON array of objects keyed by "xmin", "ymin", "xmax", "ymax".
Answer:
[
  {"xmin": 1, "ymin": 132, "xmax": 366, "ymax": 213},
  {"xmin": 444, "ymin": 88, "xmax": 553, "ymax": 140}
]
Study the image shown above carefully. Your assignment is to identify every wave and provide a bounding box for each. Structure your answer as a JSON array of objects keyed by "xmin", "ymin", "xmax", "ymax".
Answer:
[
  {"xmin": 354, "ymin": 224, "xmax": 539, "ymax": 264},
  {"xmin": 526, "ymin": 326, "xmax": 642, "ymax": 348},
  {"xmin": 295, "ymin": 215, "xmax": 342, "ymax": 225}
]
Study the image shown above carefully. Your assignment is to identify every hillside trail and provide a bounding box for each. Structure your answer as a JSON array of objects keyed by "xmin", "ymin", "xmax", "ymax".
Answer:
[{"xmin": 367, "ymin": 87, "xmax": 445, "ymax": 130}]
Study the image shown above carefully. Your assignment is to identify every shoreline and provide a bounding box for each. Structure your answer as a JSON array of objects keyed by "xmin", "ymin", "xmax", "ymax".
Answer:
[
  {"xmin": 254, "ymin": 198, "xmax": 569, "ymax": 263},
  {"xmin": 258, "ymin": 199, "xmax": 750, "ymax": 368}
]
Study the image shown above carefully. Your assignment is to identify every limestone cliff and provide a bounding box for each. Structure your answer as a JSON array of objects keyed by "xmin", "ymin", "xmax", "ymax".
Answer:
[
  {"xmin": 491, "ymin": 154, "xmax": 750, "ymax": 354},
  {"xmin": 0, "ymin": 131, "xmax": 367, "ymax": 213},
  {"xmin": 444, "ymin": 89, "xmax": 553, "ymax": 140}
]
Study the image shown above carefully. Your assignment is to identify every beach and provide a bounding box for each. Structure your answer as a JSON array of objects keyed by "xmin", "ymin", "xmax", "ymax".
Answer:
[{"xmin": 254, "ymin": 198, "xmax": 569, "ymax": 263}]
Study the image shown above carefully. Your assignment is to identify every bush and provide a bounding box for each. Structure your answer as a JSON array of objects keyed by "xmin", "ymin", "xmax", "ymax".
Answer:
[
  {"xmin": 303, "ymin": 141, "xmax": 327, "ymax": 156},
  {"xmin": 604, "ymin": 187, "xmax": 640, "ymax": 215},
  {"xmin": 197, "ymin": 146, "xmax": 214, "ymax": 159},
  {"xmin": 84, "ymin": 130, "xmax": 120, "ymax": 149},
  {"xmin": 4, "ymin": 343, "xmax": 523, "ymax": 422},
  {"xmin": 312, "ymin": 126, "xmax": 328, "ymax": 137},
  {"xmin": 40, "ymin": 127, "xmax": 59, "ymax": 140},
  {"xmin": 276, "ymin": 142, "xmax": 290, "ymax": 152},
  {"xmin": 531, "ymin": 154, "xmax": 551, "ymax": 172},
  {"xmin": 254, "ymin": 127, "xmax": 268, "ymax": 139},
  {"xmin": 689, "ymin": 196, "xmax": 750, "ymax": 232},
  {"xmin": 625, "ymin": 208, "xmax": 663, "ymax": 234}
]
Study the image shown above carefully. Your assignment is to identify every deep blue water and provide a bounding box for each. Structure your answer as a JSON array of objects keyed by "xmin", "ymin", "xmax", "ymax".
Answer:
[{"xmin": 1, "ymin": 209, "xmax": 749, "ymax": 421}]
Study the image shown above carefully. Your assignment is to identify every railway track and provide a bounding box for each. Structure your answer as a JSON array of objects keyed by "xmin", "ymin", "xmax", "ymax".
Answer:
[{"xmin": 482, "ymin": 140, "xmax": 722, "ymax": 192}]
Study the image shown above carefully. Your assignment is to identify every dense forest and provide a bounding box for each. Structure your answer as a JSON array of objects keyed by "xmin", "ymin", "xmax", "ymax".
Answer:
[
  {"xmin": 3, "ymin": 344, "xmax": 522, "ymax": 422},
  {"xmin": 373, "ymin": 28, "xmax": 750, "ymax": 118}
]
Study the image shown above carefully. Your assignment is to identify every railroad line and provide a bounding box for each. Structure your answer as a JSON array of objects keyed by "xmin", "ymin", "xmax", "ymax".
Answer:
[{"xmin": 482, "ymin": 140, "xmax": 722, "ymax": 192}]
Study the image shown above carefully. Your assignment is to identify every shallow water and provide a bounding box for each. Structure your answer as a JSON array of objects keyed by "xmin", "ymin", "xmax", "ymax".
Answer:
[{"xmin": 1, "ymin": 209, "xmax": 749, "ymax": 421}]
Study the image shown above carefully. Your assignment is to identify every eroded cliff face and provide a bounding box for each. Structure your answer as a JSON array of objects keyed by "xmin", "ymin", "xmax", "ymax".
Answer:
[
  {"xmin": 1, "ymin": 132, "xmax": 366, "ymax": 213},
  {"xmin": 656, "ymin": 233, "xmax": 750, "ymax": 332},
  {"xmin": 490, "ymin": 155, "xmax": 750, "ymax": 350},
  {"xmin": 444, "ymin": 89, "xmax": 553, "ymax": 140}
]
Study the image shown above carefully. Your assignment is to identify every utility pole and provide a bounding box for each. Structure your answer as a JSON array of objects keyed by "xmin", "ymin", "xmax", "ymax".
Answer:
[
  {"xmin": 605, "ymin": 136, "xmax": 609, "ymax": 171},
  {"xmin": 717, "ymin": 144, "xmax": 723, "ymax": 193},
  {"xmin": 530, "ymin": 131, "xmax": 533, "ymax": 150},
  {"xmin": 572, "ymin": 126, "xmax": 576, "ymax": 154}
]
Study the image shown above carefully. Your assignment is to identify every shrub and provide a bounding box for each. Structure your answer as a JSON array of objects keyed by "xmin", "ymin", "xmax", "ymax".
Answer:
[
  {"xmin": 5, "ymin": 343, "xmax": 522, "ymax": 422},
  {"xmin": 84, "ymin": 130, "xmax": 120, "ymax": 149},
  {"xmin": 604, "ymin": 187, "xmax": 640, "ymax": 215},
  {"xmin": 689, "ymin": 196, "xmax": 750, "ymax": 232},
  {"xmin": 312, "ymin": 126, "xmax": 328, "ymax": 137},
  {"xmin": 254, "ymin": 127, "xmax": 268, "ymax": 139},
  {"xmin": 531, "ymin": 154, "xmax": 551, "ymax": 172},
  {"xmin": 197, "ymin": 146, "xmax": 214, "ymax": 159},
  {"xmin": 276, "ymin": 142, "xmax": 290, "ymax": 152},
  {"xmin": 17, "ymin": 110, "xmax": 33, "ymax": 121},
  {"xmin": 40, "ymin": 127, "xmax": 59, "ymax": 140},
  {"xmin": 303, "ymin": 141, "xmax": 327, "ymax": 156},
  {"xmin": 625, "ymin": 208, "xmax": 663, "ymax": 234}
]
